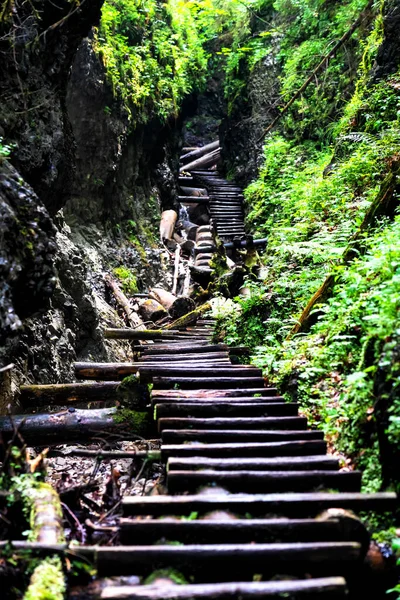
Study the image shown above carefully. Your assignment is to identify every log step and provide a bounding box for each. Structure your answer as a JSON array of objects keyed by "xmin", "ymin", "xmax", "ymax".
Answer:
[
  {"xmin": 161, "ymin": 440, "xmax": 327, "ymax": 458},
  {"xmin": 101, "ymin": 577, "xmax": 348, "ymax": 599},
  {"xmin": 118, "ymin": 518, "xmax": 345, "ymax": 544},
  {"xmin": 151, "ymin": 388, "xmax": 278, "ymax": 398},
  {"xmin": 166, "ymin": 470, "xmax": 362, "ymax": 494},
  {"xmin": 152, "ymin": 377, "xmax": 265, "ymax": 389},
  {"xmin": 160, "ymin": 430, "xmax": 323, "ymax": 444},
  {"xmin": 154, "ymin": 403, "xmax": 299, "ymax": 418},
  {"xmin": 167, "ymin": 455, "xmax": 340, "ymax": 471},
  {"xmin": 91, "ymin": 542, "xmax": 362, "ymax": 577},
  {"xmin": 150, "ymin": 395, "xmax": 285, "ymax": 405},
  {"xmin": 157, "ymin": 414, "xmax": 304, "ymax": 428},
  {"xmin": 122, "ymin": 492, "xmax": 397, "ymax": 517}
]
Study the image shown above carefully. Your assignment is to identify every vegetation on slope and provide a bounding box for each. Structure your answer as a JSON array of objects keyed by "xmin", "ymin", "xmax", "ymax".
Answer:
[{"xmin": 212, "ymin": 0, "xmax": 400, "ymax": 498}]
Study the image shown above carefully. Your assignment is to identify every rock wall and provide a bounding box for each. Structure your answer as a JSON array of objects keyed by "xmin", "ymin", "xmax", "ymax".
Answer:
[{"xmin": 0, "ymin": 1, "xmax": 183, "ymax": 406}]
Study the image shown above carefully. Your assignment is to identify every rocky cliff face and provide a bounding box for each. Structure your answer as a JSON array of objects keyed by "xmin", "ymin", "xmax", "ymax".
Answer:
[{"xmin": 0, "ymin": 1, "xmax": 182, "ymax": 406}]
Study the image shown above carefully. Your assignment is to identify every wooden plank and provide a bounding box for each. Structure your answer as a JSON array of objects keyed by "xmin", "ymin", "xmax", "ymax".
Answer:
[
  {"xmin": 151, "ymin": 396, "xmax": 285, "ymax": 406},
  {"xmin": 101, "ymin": 577, "xmax": 348, "ymax": 599},
  {"xmin": 118, "ymin": 518, "xmax": 344, "ymax": 545},
  {"xmin": 93, "ymin": 542, "xmax": 361, "ymax": 577},
  {"xmin": 154, "ymin": 403, "xmax": 299, "ymax": 418},
  {"xmin": 161, "ymin": 430, "xmax": 323, "ymax": 444},
  {"xmin": 153, "ymin": 377, "xmax": 265, "ymax": 389},
  {"xmin": 167, "ymin": 456, "xmax": 339, "ymax": 471},
  {"xmin": 167, "ymin": 470, "xmax": 362, "ymax": 494},
  {"xmin": 151, "ymin": 388, "xmax": 277, "ymax": 398},
  {"xmin": 122, "ymin": 492, "xmax": 397, "ymax": 517},
  {"xmin": 161, "ymin": 440, "xmax": 327, "ymax": 458}
]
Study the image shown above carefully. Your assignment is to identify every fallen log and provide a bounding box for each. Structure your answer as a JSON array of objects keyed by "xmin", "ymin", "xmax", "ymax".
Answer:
[
  {"xmin": 104, "ymin": 329, "xmax": 186, "ymax": 340},
  {"xmin": 149, "ymin": 288, "xmax": 176, "ymax": 311},
  {"xmin": 180, "ymin": 140, "xmax": 219, "ymax": 165},
  {"xmin": 160, "ymin": 209, "xmax": 178, "ymax": 241},
  {"xmin": 172, "ymin": 244, "xmax": 181, "ymax": 296},
  {"xmin": 19, "ymin": 381, "xmax": 142, "ymax": 407},
  {"xmin": 20, "ymin": 477, "xmax": 65, "ymax": 600},
  {"xmin": 179, "ymin": 148, "xmax": 220, "ymax": 173},
  {"xmin": 165, "ymin": 302, "xmax": 211, "ymax": 330},
  {"xmin": 138, "ymin": 299, "xmax": 167, "ymax": 323},
  {"xmin": 0, "ymin": 408, "xmax": 152, "ymax": 445},
  {"xmin": 48, "ymin": 449, "xmax": 161, "ymax": 461},
  {"xmin": 105, "ymin": 275, "xmax": 145, "ymax": 330},
  {"xmin": 179, "ymin": 186, "xmax": 208, "ymax": 196},
  {"xmin": 101, "ymin": 578, "xmax": 348, "ymax": 600},
  {"xmin": 75, "ymin": 363, "xmax": 260, "ymax": 381},
  {"xmin": 148, "ymin": 289, "xmax": 195, "ymax": 319}
]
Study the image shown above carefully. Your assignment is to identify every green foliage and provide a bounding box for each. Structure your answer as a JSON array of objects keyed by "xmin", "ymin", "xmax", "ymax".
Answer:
[
  {"xmin": 0, "ymin": 136, "xmax": 13, "ymax": 160},
  {"xmin": 96, "ymin": 0, "xmax": 208, "ymax": 122},
  {"xmin": 113, "ymin": 266, "xmax": 138, "ymax": 294},
  {"xmin": 113, "ymin": 407, "xmax": 150, "ymax": 434},
  {"xmin": 144, "ymin": 568, "xmax": 188, "ymax": 584},
  {"xmin": 23, "ymin": 556, "xmax": 65, "ymax": 600}
]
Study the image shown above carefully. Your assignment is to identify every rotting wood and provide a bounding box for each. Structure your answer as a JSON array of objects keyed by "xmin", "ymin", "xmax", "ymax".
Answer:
[{"xmin": 105, "ymin": 275, "xmax": 145, "ymax": 330}]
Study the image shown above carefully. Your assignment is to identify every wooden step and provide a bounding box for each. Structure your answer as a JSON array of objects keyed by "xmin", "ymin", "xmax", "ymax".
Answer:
[
  {"xmin": 91, "ymin": 542, "xmax": 361, "ymax": 577},
  {"xmin": 118, "ymin": 517, "xmax": 345, "ymax": 544},
  {"xmin": 161, "ymin": 430, "xmax": 323, "ymax": 444},
  {"xmin": 166, "ymin": 469, "xmax": 362, "ymax": 494},
  {"xmin": 153, "ymin": 377, "xmax": 265, "ymax": 389},
  {"xmin": 154, "ymin": 403, "xmax": 299, "ymax": 419},
  {"xmin": 101, "ymin": 577, "xmax": 348, "ymax": 599},
  {"xmin": 151, "ymin": 396, "xmax": 285, "ymax": 405},
  {"xmin": 151, "ymin": 388, "xmax": 278, "ymax": 398},
  {"xmin": 167, "ymin": 456, "xmax": 339, "ymax": 471},
  {"xmin": 122, "ymin": 492, "xmax": 397, "ymax": 517},
  {"xmin": 158, "ymin": 414, "xmax": 304, "ymax": 428},
  {"xmin": 161, "ymin": 440, "xmax": 327, "ymax": 458}
]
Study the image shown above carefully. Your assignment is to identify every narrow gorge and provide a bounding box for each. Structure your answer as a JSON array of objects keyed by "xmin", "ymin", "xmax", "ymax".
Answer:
[{"xmin": 1, "ymin": 0, "xmax": 400, "ymax": 598}]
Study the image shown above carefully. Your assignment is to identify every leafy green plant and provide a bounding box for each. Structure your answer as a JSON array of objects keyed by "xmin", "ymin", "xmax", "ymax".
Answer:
[
  {"xmin": 95, "ymin": 0, "xmax": 208, "ymax": 123},
  {"xmin": 113, "ymin": 266, "xmax": 138, "ymax": 294}
]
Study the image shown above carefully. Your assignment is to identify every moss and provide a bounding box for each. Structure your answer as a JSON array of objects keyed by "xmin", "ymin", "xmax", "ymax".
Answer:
[
  {"xmin": 24, "ymin": 556, "xmax": 65, "ymax": 600},
  {"xmin": 112, "ymin": 408, "xmax": 150, "ymax": 436},
  {"xmin": 144, "ymin": 568, "xmax": 188, "ymax": 585},
  {"xmin": 116, "ymin": 374, "xmax": 143, "ymax": 408},
  {"xmin": 113, "ymin": 266, "xmax": 138, "ymax": 295}
]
